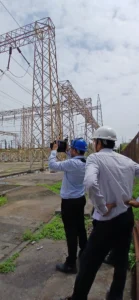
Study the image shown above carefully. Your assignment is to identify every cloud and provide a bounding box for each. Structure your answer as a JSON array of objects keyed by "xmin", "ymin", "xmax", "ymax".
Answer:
[{"xmin": 0, "ymin": 0, "xmax": 139, "ymax": 144}]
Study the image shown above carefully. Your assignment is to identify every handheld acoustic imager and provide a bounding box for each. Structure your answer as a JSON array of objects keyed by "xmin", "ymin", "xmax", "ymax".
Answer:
[{"xmin": 50, "ymin": 136, "xmax": 68, "ymax": 153}]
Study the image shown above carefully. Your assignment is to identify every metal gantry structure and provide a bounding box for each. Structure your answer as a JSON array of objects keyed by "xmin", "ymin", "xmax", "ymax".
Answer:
[
  {"xmin": 59, "ymin": 81, "xmax": 98, "ymax": 140},
  {"xmin": 20, "ymin": 107, "xmax": 31, "ymax": 149},
  {"xmin": 97, "ymin": 94, "xmax": 103, "ymax": 127},
  {"xmin": 0, "ymin": 17, "xmax": 103, "ymax": 169},
  {"xmin": 0, "ymin": 131, "xmax": 18, "ymax": 150}
]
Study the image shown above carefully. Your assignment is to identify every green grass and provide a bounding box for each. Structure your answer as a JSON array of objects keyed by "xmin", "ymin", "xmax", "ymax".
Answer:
[
  {"xmin": 23, "ymin": 215, "xmax": 92, "ymax": 242},
  {"xmin": 132, "ymin": 178, "xmax": 139, "ymax": 198},
  {"xmin": 38, "ymin": 181, "xmax": 89, "ymax": 200},
  {"xmin": 37, "ymin": 181, "xmax": 62, "ymax": 194},
  {"xmin": 133, "ymin": 207, "xmax": 139, "ymax": 221},
  {"xmin": 0, "ymin": 253, "xmax": 19, "ymax": 273},
  {"xmin": 23, "ymin": 216, "xmax": 65, "ymax": 241},
  {"xmin": 85, "ymin": 216, "xmax": 92, "ymax": 234},
  {"xmin": 132, "ymin": 178, "xmax": 139, "ymax": 221},
  {"xmin": 128, "ymin": 178, "xmax": 139, "ymax": 269},
  {"xmin": 129, "ymin": 242, "xmax": 136, "ymax": 270},
  {"xmin": 0, "ymin": 196, "xmax": 7, "ymax": 206}
]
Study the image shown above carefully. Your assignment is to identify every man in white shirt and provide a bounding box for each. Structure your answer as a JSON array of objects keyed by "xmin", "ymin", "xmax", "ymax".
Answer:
[{"xmin": 60, "ymin": 126, "xmax": 137, "ymax": 300}]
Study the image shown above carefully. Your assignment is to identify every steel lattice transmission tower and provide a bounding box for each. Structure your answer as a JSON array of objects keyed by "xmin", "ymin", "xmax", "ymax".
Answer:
[
  {"xmin": 59, "ymin": 81, "xmax": 75, "ymax": 141},
  {"xmin": 20, "ymin": 107, "xmax": 31, "ymax": 149},
  {"xmin": 83, "ymin": 98, "xmax": 95, "ymax": 141},
  {"xmin": 59, "ymin": 80, "xmax": 98, "ymax": 142},
  {"xmin": 97, "ymin": 94, "xmax": 103, "ymax": 127},
  {"xmin": 0, "ymin": 17, "xmax": 61, "ymax": 170}
]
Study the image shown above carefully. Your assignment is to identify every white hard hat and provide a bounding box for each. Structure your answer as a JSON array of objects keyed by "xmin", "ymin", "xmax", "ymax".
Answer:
[{"xmin": 92, "ymin": 126, "xmax": 117, "ymax": 141}]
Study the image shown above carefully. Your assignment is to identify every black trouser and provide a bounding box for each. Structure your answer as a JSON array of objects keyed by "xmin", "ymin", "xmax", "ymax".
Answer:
[
  {"xmin": 71, "ymin": 208, "xmax": 134, "ymax": 300},
  {"xmin": 61, "ymin": 195, "xmax": 87, "ymax": 266},
  {"xmin": 104, "ymin": 207, "xmax": 133, "ymax": 265}
]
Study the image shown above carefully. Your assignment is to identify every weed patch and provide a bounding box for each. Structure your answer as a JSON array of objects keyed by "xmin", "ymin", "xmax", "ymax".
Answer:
[
  {"xmin": 85, "ymin": 216, "xmax": 92, "ymax": 235},
  {"xmin": 132, "ymin": 178, "xmax": 139, "ymax": 199},
  {"xmin": 128, "ymin": 242, "xmax": 136, "ymax": 270},
  {"xmin": 23, "ymin": 229, "xmax": 34, "ymax": 241},
  {"xmin": 0, "ymin": 196, "xmax": 7, "ymax": 206},
  {"xmin": 0, "ymin": 253, "xmax": 19, "ymax": 273},
  {"xmin": 23, "ymin": 215, "xmax": 92, "ymax": 242},
  {"xmin": 128, "ymin": 179, "xmax": 139, "ymax": 270},
  {"xmin": 23, "ymin": 216, "xmax": 65, "ymax": 241},
  {"xmin": 37, "ymin": 182, "xmax": 62, "ymax": 194},
  {"xmin": 133, "ymin": 207, "xmax": 139, "ymax": 221},
  {"xmin": 132, "ymin": 178, "xmax": 139, "ymax": 221}
]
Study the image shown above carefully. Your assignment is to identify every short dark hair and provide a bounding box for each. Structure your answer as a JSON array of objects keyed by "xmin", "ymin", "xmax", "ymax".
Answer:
[
  {"xmin": 73, "ymin": 148, "xmax": 85, "ymax": 155},
  {"xmin": 78, "ymin": 150, "xmax": 85, "ymax": 155},
  {"xmin": 97, "ymin": 139, "xmax": 115, "ymax": 149}
]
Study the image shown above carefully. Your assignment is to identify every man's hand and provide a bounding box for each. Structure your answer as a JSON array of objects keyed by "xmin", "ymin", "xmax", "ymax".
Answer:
[
  {"xmin": 66, "ymin": 143, "xmax": 70, "ymax": 152},
  {"xmin": 52, "ymin": 142, "xmax": 58, "ymax": 151},
  {"xmin": 125, "ymin": 199, "xmax": 139, "ymax": 208},
  {"xmin": 103, "ymin": 203, "xmax": 116, "ymax": 216}
]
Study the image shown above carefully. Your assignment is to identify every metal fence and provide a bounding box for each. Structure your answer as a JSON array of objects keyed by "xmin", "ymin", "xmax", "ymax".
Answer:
[{"xmin": 121, "ymin": 132, "xmax": 139, "ymax": 163}]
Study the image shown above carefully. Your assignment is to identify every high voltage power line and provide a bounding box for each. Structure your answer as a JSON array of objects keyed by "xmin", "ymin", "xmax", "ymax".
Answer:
[
  {"xmin": 0, "ymin": 0, "xmax": 20, "ymax": 27},
  {"xmin": 0, "ymin": 1, "xmax": 33, "ymax": 109},
  {"xmin": 0, "ymin": 0, "xmax": 33, "ymax": 78},
  {"xmin": 0, "ymin": 90, "xmax": 29, "ymax": 106},
  {"xmin": 11, "ymin": 57, "xmax": 32, "ymax": 77},
  {"xmin": 0, "ymin": 69, "xmax": 32, "ymax": 94},
  {"xmin": 5, "ymin": 72, "xmax": 32, "ymax": 95}
]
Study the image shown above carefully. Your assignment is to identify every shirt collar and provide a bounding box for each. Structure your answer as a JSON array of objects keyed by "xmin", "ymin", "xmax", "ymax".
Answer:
[
  {"xmin": 99, "ymin": 149, "xmax": 113, "ymax": 153},
  {"xmin": 74, "ymin": 156, "xmax": 85, "ymax": 159}
]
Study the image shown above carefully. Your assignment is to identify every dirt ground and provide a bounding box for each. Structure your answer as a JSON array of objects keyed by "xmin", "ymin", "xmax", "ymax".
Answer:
[
  {"xmin": 0, "ymin": 161, "xmax": 42, "ymax": 176},
  {"xmin": 1, "ymin": 169, "xmax": 63, "ymax": 186},
  {"xmin": 0, "ymin": 170, "xmax": 63, "ymax": 260},
  {"xmin": 0, "ymin": 166, "xmax": 132, "ymax": 300},
  {"xmin": 0, "ymin": 239, "xmax": 131, "ymax": 300}
]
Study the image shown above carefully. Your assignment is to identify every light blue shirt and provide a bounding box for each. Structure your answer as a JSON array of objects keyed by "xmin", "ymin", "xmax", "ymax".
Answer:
[
  {"xmin": 84, "ymin": 149, "xmax": 139, "ymax": 221},
  {"xmin": 48, "ymin": 150, "xmax": 86, "ymax": 199}
]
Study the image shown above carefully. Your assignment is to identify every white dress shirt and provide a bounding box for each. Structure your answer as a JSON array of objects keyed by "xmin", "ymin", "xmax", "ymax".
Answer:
[{"xmin": 84, "ymin": 149, "xmax": 139, "ymax": 221}]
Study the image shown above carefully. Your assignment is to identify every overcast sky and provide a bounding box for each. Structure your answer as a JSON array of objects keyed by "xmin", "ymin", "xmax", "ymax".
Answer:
[{"xmin": 0, "ymin": 0, "xmax": 139, "ymax": 145}]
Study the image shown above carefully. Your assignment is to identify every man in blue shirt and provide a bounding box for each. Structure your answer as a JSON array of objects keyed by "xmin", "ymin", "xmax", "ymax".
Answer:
[{"xmin": 48, "ymin": 138, "xmax": 88, "ymax": 274}]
